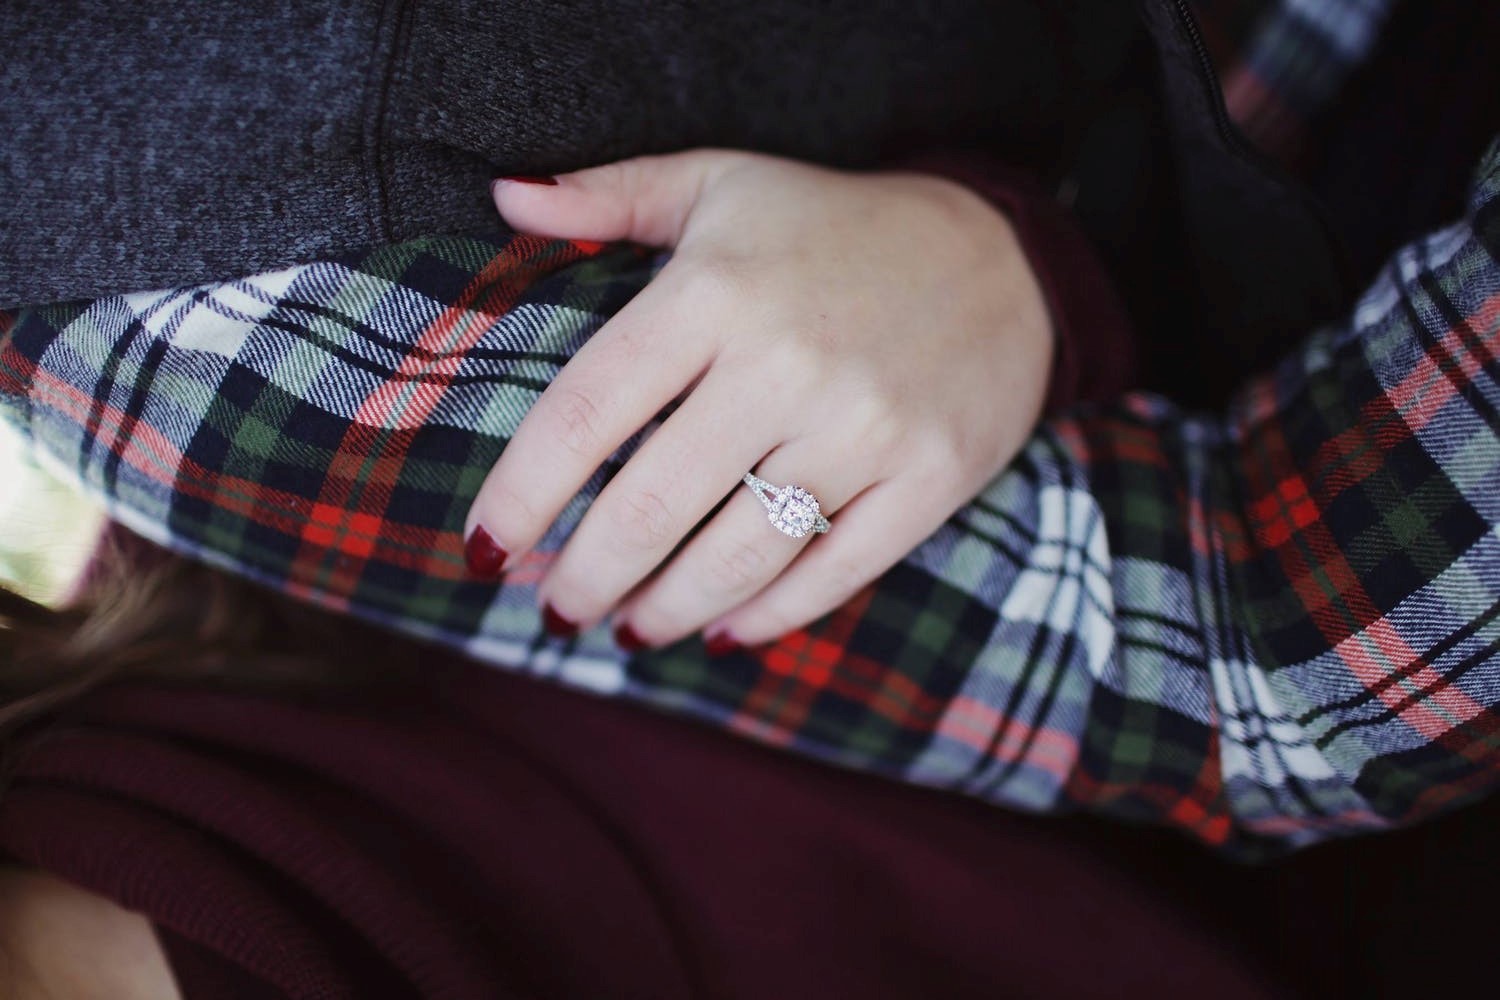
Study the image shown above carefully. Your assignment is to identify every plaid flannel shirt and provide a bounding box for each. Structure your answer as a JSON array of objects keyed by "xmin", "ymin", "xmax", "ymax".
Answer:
[{"xmin": 4, "ymin": 0, "xmax": 1496, "ymax": 857}]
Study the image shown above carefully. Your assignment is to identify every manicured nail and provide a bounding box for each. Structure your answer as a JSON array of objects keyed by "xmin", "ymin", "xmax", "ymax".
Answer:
[
  {"xmin": 464, "ymin": 526, "xmax": 507, "ymax": 580},
  {"xmin": 705, "ymin": 632, "xmax": 742, "ymax": 658},
  {"xmin": 613, "ymin": 622, "xmax": 650, "ymax": 653},
  {"xmin": 542, "ymin": 603, "xmax": 579, "ymax": 639},
  {"xmin": 494, "ymin": 174, "xmax": 558, "ymax": 186}
]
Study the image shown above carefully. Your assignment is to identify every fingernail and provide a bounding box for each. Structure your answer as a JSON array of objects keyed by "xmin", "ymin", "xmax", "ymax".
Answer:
[
  {"xmin": 494, "ymin": 174, "xmax": 558, "ymax": 186},
  {"xmin": 542, "ymin": 604, "xmax": 579, "ymax": 639},
  {"xmin": 614, "ymin": 622, "xmax": 650, "ymax": 653},
  {"xmin": 705, "ymin": 631, "xmax": 742, "ymax": 658},
  {"xmin": 464, "ymin": 526, "xmax": 507, "ymax": 579}
]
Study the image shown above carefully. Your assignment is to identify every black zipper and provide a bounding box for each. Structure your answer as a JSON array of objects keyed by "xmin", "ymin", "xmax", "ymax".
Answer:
[
  {"xmin": 1163, "ymin": 0, "xmax": 1356, "ymax": 295},
  {"xmin": 1168, "ymin": 0, "xmax": 1254, "ymax": 156}
]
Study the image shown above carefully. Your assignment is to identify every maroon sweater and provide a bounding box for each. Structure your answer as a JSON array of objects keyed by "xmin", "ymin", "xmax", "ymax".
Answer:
[{"xmin": 0, "ymin": 654, "xmax": 1276, "ymax": 999}]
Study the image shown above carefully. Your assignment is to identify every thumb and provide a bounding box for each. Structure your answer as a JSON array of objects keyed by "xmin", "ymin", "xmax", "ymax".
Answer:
[{"xmin": 490, "ymin": 149, "xmax": 742, "ymax": 247}]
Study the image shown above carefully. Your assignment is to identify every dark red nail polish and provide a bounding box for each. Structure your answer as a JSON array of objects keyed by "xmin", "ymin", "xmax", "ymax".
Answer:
[
  {"xmin": 705, "ymin": 632, "xmax": 742, "ymax": 658},
  {"xmin": 542, "ymin": 604, "xmax": 579, "ymax": 638},
  {"xmin": 464, "ymin": 526, "xmax": 507, "ymax": 579},
  {"xmin": 494, "ymin": 174, "xmax": 558, "ymax": 186},
  {"xmin": 614, "ymin": 622, "xmax": 650, "ymax": 653}
]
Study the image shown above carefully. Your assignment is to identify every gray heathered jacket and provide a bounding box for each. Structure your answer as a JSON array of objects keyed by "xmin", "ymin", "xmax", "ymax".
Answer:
[{"xmin": 1, "ymin": 0, "xmax": 1347, "ymax": 393}]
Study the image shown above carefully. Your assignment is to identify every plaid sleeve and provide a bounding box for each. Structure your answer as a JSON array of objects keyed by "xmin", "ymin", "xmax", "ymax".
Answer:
[
  {"xmin": 1012, "ymin": 138, "xmax": 1500, "ymax": 855},
  {"xmin": 3, "ymin": 143, "xmax": 1498, "ymax": 858},
  {"xmin": 1190, "ymin": 0, "xmax": 1399, "ymax": 158}
]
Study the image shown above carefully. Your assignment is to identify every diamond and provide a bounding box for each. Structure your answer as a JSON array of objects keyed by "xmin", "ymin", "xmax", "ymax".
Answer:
[{"xmin": 769, "ymin": 486, "xmax": 820, "ymax": 538}]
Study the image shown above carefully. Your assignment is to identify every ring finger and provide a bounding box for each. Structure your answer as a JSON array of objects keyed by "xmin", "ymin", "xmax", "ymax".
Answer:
[
  {"xmin": 612, "ymin": 439, "xmax": 876, "ymax": 649},
  {"xmin": 536, "ymin": 363, "xmax": 785, "ymax": 631}
]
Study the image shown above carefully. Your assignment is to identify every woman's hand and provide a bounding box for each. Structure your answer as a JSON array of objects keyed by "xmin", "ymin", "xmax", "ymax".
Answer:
[{"xmin": 465, "ymin": 149, "xmax": 1052, "ymax": 651}]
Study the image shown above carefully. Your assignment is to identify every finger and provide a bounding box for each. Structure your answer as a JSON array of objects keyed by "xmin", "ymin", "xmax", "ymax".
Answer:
[
  {"xmin": 493, "ymin": 150, "xmax": 746, "ymax": 247},
  {"xmin": 536, "ymin": 363, "xmax": 789, "ymax": 631},
  {"xmin": 463, "ymin": 266, "xmax": 715, "ymax": 572},
  {"xmin": 705, "ymin": 477, "xmax": 957, "ymax": 649},
  {"xmin": 612, "ymin": 440, "xmax": 875, "ymax": 649}
]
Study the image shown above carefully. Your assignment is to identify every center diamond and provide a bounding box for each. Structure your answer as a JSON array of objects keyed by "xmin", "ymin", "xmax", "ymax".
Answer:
[{"xmin": 769, "ymin": 486, "xmax": 820, "ymax": 538}]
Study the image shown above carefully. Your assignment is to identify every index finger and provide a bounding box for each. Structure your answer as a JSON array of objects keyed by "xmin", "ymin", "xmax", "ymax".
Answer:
[{"xmin": 463, "ymin": 267, "xmax": 716, "ymax": 576}]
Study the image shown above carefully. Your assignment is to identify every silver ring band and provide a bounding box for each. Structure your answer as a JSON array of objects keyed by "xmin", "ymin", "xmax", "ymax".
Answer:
[{"xmin": 742, "ymin": 473, "xmax": 831, "ymax": 538}]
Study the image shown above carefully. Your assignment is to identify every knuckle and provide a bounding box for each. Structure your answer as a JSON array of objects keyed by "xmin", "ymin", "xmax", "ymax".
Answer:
[
  {"xmin": 768, "ymin": 333, "xmax": 816, "ymax": 373},
  {"xmin": 868, "ymin": 414, "xmax": 907, "ymax": 455},
  {"xmin": 588, "ymin": 161, "xmax": 644, "ymax": 238},
  {"xmin": 841, "ymin": 387, "xmax": 903, "ymax": 449},
  {"xmin": 685, "ymin": 250, "xmax": 757, "ymax": 305},
  {"xmin": 593, "ymin": 160, "xmax": 635, "ymax": 201},
  {"xmin": 546, "ymin": 386, "xmax": 608, "ymax": 458},
  {"xmin": 547, "ymin": 575, "xmax": 607, "ymax": 620},
  {"xmin": 939, "ymin": 427, "xmax": 988, "ymax": 480},
  {"xmin": 744, "ymin": 603, "xmax": 801, "ymax": 643},
  {"xmin": 624, "ymin": 596, "xmax": 691, "ymax": 646},
  {"xmin": 706, "ymin": 539, "xmax": 771, "ymax": 592},
  {"xmin": 903, "ymin": 421, "xmax": 971, "ymax": 481},
  {"xmin": 610, "ymin": 488, "xmax": 678, "ymax": 551},
  {"xmin": 475, "ymin": 478, "xmax": 544, "ymax": 539},
  {"xmin": 821, "ymin": 555, "xmax": 872, "ymax": 600},
  {"xmin": 768, "ymin": 327, "xmax": 840, "ymax": 387},
  {"xmin": 603, "ymin": 317, "xmax": 651, "ymax": 366}
]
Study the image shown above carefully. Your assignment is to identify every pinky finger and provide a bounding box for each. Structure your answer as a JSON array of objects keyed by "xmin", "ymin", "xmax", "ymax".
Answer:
[{"xmin": 707, "ymin": 479, "xmax": 950, "ymax": 648}]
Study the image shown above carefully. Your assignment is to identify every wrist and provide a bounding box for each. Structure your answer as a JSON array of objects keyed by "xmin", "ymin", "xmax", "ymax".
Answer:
[{"xmin": 892, "ymin": 151, "xmax": 1137, "ymax": 412}]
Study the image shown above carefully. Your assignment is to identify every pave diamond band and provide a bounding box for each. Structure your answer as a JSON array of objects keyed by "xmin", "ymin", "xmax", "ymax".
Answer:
[{"xmin": 742, "ymin": 473, "xmax": 831, "ymax": 539}]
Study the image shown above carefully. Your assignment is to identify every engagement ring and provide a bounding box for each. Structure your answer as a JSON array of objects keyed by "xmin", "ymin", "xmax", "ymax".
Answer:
[{"xmin": 742, "ymin": 473, "xmax": 831, "ymax": 538}]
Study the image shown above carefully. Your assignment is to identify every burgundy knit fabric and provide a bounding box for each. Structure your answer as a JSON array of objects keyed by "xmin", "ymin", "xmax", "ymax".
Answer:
[
  {"xmin": 903, "ymin": 151, "xmax": 1139, "ymax": 411},
  {"xmin": 0, "ymin": 655, "xmax": 1278, "ymax": 999}
]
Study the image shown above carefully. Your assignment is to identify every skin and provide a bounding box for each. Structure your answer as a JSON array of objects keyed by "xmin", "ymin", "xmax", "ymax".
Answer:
[
  {"xmin": 0, "ymin": 867, "xmax": 180, "ymax": 999},
  {"xmin": 467, "ymin": 149, "xmax": 1053, "ymax": 648}
]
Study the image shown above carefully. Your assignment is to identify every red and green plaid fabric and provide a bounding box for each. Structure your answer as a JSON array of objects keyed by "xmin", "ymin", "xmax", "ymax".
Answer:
[{"xmin": 4, "ymin": 139, "xmax": 1499, "ymax": 857}]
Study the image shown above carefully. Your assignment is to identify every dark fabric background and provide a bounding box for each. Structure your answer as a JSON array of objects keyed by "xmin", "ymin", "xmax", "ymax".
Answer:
[
  {"xmin": 0, "ymin": 0, "xmax": 1074, "ymax": 307},
  {"xmin": 1, "ymin": 0, "xmax": 1354, "ymax": 413}
]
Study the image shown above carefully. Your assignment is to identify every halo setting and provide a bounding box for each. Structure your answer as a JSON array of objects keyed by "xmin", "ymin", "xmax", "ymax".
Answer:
[{"xmin": 743, "ymin": 474, "xmax": 831, "ymax": 538}]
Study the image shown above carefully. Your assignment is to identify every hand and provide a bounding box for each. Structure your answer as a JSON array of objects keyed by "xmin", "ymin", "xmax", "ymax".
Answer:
[{"xmin": 465, "ymin": 149, "xmax": 1052, "ymax": 651}]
